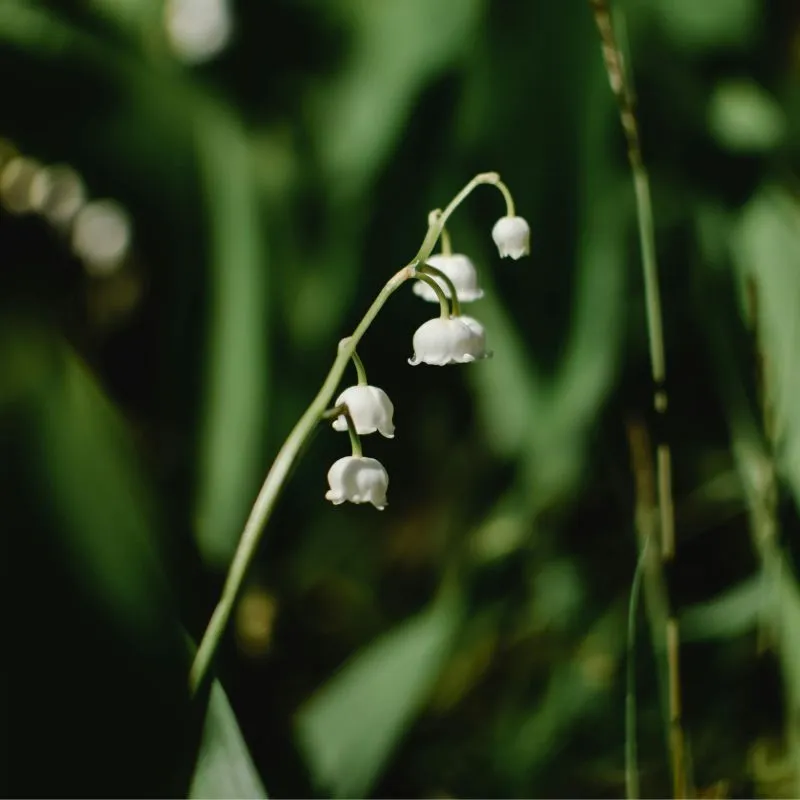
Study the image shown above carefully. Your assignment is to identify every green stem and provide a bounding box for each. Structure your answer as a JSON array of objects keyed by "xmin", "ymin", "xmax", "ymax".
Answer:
[
  {"xmin": 321, "ymin": 403, "xmax": 346, "ymax": 420},
  {"xmin": 420, "ymin": 262, "xmax": 462, "ymax": 317},
  {"xmin": 347, "ymin": 344, "xmax": 368, "ymax": 386},
  {"xmin": 626, "ymin": 533, "xmax": 649, "ymax": 800},
  {"xmin": 343, "ymin": 406, "xmax": 362, "ymax": 457},
  {"xmin": 440, "ymin": 225, "xmax": 453, "ymax": 256},
  {"xmin": 189, "ymin": 265, "xmax": 414, "ymax": 695},
  {"xmin": 589, "ymin": 2, "xmax": 681, "ymax": 796},
  {"xmin": 414, "ymin": 172, "xmax": 507, "ymax": 264},
  {"xmin": 495, "ymin": 179, "xmax": 516, "ymax": 217},
  {"xmin": 427, "ymin": 208, "xmax": 453, "ymax": 255},
  {"xmin": 414, "ymin": 272, "xmax": 451, "ymax": 319},
  {"xmin": 633, "ymin": 168, "xmax": 666, "ymax": 408}
]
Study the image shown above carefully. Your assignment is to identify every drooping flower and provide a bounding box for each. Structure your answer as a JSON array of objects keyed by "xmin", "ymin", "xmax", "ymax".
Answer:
[
  {"xmin": 491, "ymin": 216, "xmax": 530, "ymax": 259},
  {"xmin": 458, "ymin": 315, "xmax": 492, "ymax": 359},
  {"xmin": 409, "ymin": 316, "xmax": 491, "ymax": 366},
  {"xmin": 331, "ymin": 385, "xmax": 395, "ymax": 438},
  {"xmin": 412, "ymin": 254, "xmax": 485, "ymax": 303},
  {"xmin": 325, "ymin": 456, "xmax": 389, "ymax": 509}
]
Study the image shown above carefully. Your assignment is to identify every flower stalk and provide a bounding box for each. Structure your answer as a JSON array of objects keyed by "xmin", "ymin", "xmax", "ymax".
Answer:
[
  {"xmin": 419, "ymin": 263, "xmax": 462, "ymax": 317},
  {"xmin": 342, "ymin": 405, "xmax": 362, "ymax": 457},
  {"xmin": 347, "ymin": 343, "xmax": 369, "ymax": 386},
  {"xmin": 413, "ymin": 271, "xmax": 452, "ymax": 319},
  {"xmin": 414, "ymin": 171, "xmax": 511, "ymax": 264},
  {"xmin": 189, "ymin": 171, "xmax": 527, "ymax": 695},
  {"xmin": 189, "ymin": 265, "xmax": 412, "ymax": 695}
]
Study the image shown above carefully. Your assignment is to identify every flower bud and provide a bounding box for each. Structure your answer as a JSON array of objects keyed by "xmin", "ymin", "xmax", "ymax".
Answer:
[
  {"xmin": 491, "ymin": 215, "xmax": 530, "ymax": 259},
  {"xmin": 409, "ymin": 316, "xmax": 490, "ymax": 366},
  {"xmin": 412, "ymin": 254, "xmax": 484, "ymax": 303},
  {"xmin": 332, "ymin": 385, "xmax": 395, "ymax": 438},
  {"xmin": 325, "ymin": 456, "xmax": 388, "ymax": 509}
]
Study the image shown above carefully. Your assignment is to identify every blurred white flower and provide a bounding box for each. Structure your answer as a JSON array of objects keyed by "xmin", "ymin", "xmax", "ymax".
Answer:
[
  {"xmin": 0, "ymin": 157, "xmax": 41, "ymax": 215},
  {"xmin": 325, "ymin": 456, "xmax": 389, "ymax": 510},
  {"xmin": 409, "ymin": 316, "xmax": 490, "ymax": 366},
  {"xmin": 332, "ymin": 385, "xmax": 395, "ymax": 438},
  {"xmin": 71, "ymin": 199, "xmax": 131, "ymax": 276},
  {"xmin": 30, "ymin": 165, "xmax": 86, "ymax": 228},
  {"xmin": 412, "ymin": 254, "xmax": 485, "ymax": 303},
  {"xmin": 491, "ymin": 215, "xmax": 530, "ymax": 259},
  {"xmin": 164, "ymin": 0, "xmax": 233, "ymax": 64}
]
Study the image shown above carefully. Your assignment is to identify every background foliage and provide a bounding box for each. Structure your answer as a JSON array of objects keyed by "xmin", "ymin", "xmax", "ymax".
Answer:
[{"xmin": 2, "ymin": 0, "xmax": 800, "ymax": 797}]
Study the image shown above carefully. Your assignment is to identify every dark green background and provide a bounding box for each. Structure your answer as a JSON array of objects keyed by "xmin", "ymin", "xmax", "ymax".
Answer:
[{"xmin": 2, "ymin": 1, "xmax": 800, "ymax": 797}]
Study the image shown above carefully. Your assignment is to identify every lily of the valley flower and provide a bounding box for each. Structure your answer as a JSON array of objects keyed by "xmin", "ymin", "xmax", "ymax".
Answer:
[
  {"xmin": 412, "ymin": 254, "xmax": 485, "ymax": 303},
  {"xmin": 325, "ymin": 455, "xmax": 389, "ymax": 509},
  {"xmin": 332, "ymin": 385, "xmax": 395, "ymax": 438},
  {"xmin": 409, "ymin": 316, "xmax": 490, "ymax": 366},
  {"xmin": 458, "ymin": 315, "xmax": 491, "ymax": 358},
  {"xmin": 491, "ymin": 216, "xmax": 530, "ymax": 259}
]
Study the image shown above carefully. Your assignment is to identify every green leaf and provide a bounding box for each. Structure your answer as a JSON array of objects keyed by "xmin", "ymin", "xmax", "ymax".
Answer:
[
  {"xmin": 295, "ymin": 588, "xmax": 462, "ymax": 799},
  {"xmin": 312, "ymin": 0, "xmax": 483, "ymax": 199},
  {"xmin": 708, "ymin": 79, "xmax": 786, "ymax": 153},
  {"xmin": 189, "ymin": 680, "xmax": 268, "ymax": 800},
  {"xmin": 288, "ymin": 0, "xmax": 484, "ymax": 350},
  {"xmin": 652, "ymin": 0, "xmax": 759, "ymax": 50},
  {"xmin": 680, "ymin": 575, "xmax": 764, "ymax": 641},
  {"xmin": 495, "ymin": 605, "xmax": 626, "ymax": 788},
  {"xmin": 729, "ymin": 420, "xmax": 800, "ymax": 796},
  {"xmin": 0, "ymin": 1, "xmax": 270, "ymax": 569},
  {"xmin": 192, "ymin": 97, "xmax": 269, "ymax": 568},
  {"xmin": 88, "ymin": 0, "xmax": 164, "ymax": 47},
  {"xmin": 10, "ymin": 327, "xmax": 266, "ymax": 796},
  {"xmin": 34, "ymin": 339, "xmax": 179, "ymax": 641},
  {"xmin": 733, "ymin": 188, "xmax": 800, "ymax": 510},
  {"xmin": 468, "ymin": 65, "xmax": 627, "ymax": 502},
  {"xmin": 3, "ymin": 325, "xmax": 192, "ymax": 796}
]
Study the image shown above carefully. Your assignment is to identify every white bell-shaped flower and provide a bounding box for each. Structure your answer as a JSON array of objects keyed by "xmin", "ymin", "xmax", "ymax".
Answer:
[
  {"xmin": 409, "ymin": 316, "xmax": 490, "ymax": 365},
  {"xmin": 491, "ymin": 215, "xmax": 530, "ymax": 259},
  {"xmin": 331, "ymin": 385, "xmax": 395, "ymax": 438},
  {"xmin": 458, "ymin": 315, "xmax": 491, "ymax": 358},
  {"xmin": 325, "ymin": 456, "xmax": 388, "ymax": 510},
  {"xmin": 412, "ymin": 254, "xmax": 485, "ymax": 303}
]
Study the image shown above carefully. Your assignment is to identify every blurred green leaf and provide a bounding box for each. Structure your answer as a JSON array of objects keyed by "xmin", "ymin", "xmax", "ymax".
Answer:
[
  {"xmin": 496, "ymin": 604, "xmax": 625, "ymax": 788},
  {"xmin": 313, "ymin": 0, "xmax": 483, "ymax": 200},
  {"xmin": 733, "ymin": 188, "xmax": 800, "ymax": 510},
  {"xmin": 15, "ymin": 328, "xmax": 268, "ymax": 797},
  {"xmin": 652, "ymin": 0, "xmax": 758, "ymax": 50},
  {"xmin": 289, "ymin": 0, "xmax": 484, "ymax": 351},
  {"xmin": 88, "ymin": 0, "xmax": 164, "ymax": 46},
  {"xmin": 0, "ymin": 1, "xmax": 72, "ymax": 54},
  {"xmin": 680, "ymin": 575, "xmax": 764, "ymax": 641},
  {"xmin": 465, "ymin": 264, "xmax": 544, "ymax": 461},
  {"xmin": 189, "ymin": 680, "xmax": 268, "ymax": 800},
  {"xmin": 3, "ymin": 325, "xmax": 193, "ymax": 796},
  {"xmin": 193, "ymin": 100, "xmax": 269, "ymax": 568},
  {"xmin": 295, "ymin": 587, "xmax": 462, "ymax": 799},
  {"xmin": 708, "ymin": 79, "xmax": 786, "ymax": 153},
  {"xmin": 0, "ymin": 2, "xmax": 270, "ymax": 567},
  {"xmin": 35, "ymin": 340, "xmax": 178, "ymax": 640},
  {"xmin": 730, "ymin": 420, "xmax": 800, "ymax": 796},
  {"xmin": 469, "ymin": 68, "xmax": 626, "ymax": 501}
]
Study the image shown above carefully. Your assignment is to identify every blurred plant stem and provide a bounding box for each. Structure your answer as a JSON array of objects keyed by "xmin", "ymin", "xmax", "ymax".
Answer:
[
  {"xmin": 625, "ymin": 526, "xmax": 649, "ymax": 800},
  {"xmin": 190, "ymin": 172, "xmax": 513, "ymax": 695},
  {"xmin": 589, "ymin": 2, "xmax": 684, "ymax": 797}
]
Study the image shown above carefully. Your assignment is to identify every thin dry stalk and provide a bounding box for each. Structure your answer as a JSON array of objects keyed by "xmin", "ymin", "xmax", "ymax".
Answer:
[
  {"xmin": 626, "ymin": 420, "xmax": 687, "ymax": 798},
  {"xmin": 589, "ymin": 1, "xmax": 686, "ymax": 796}
]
